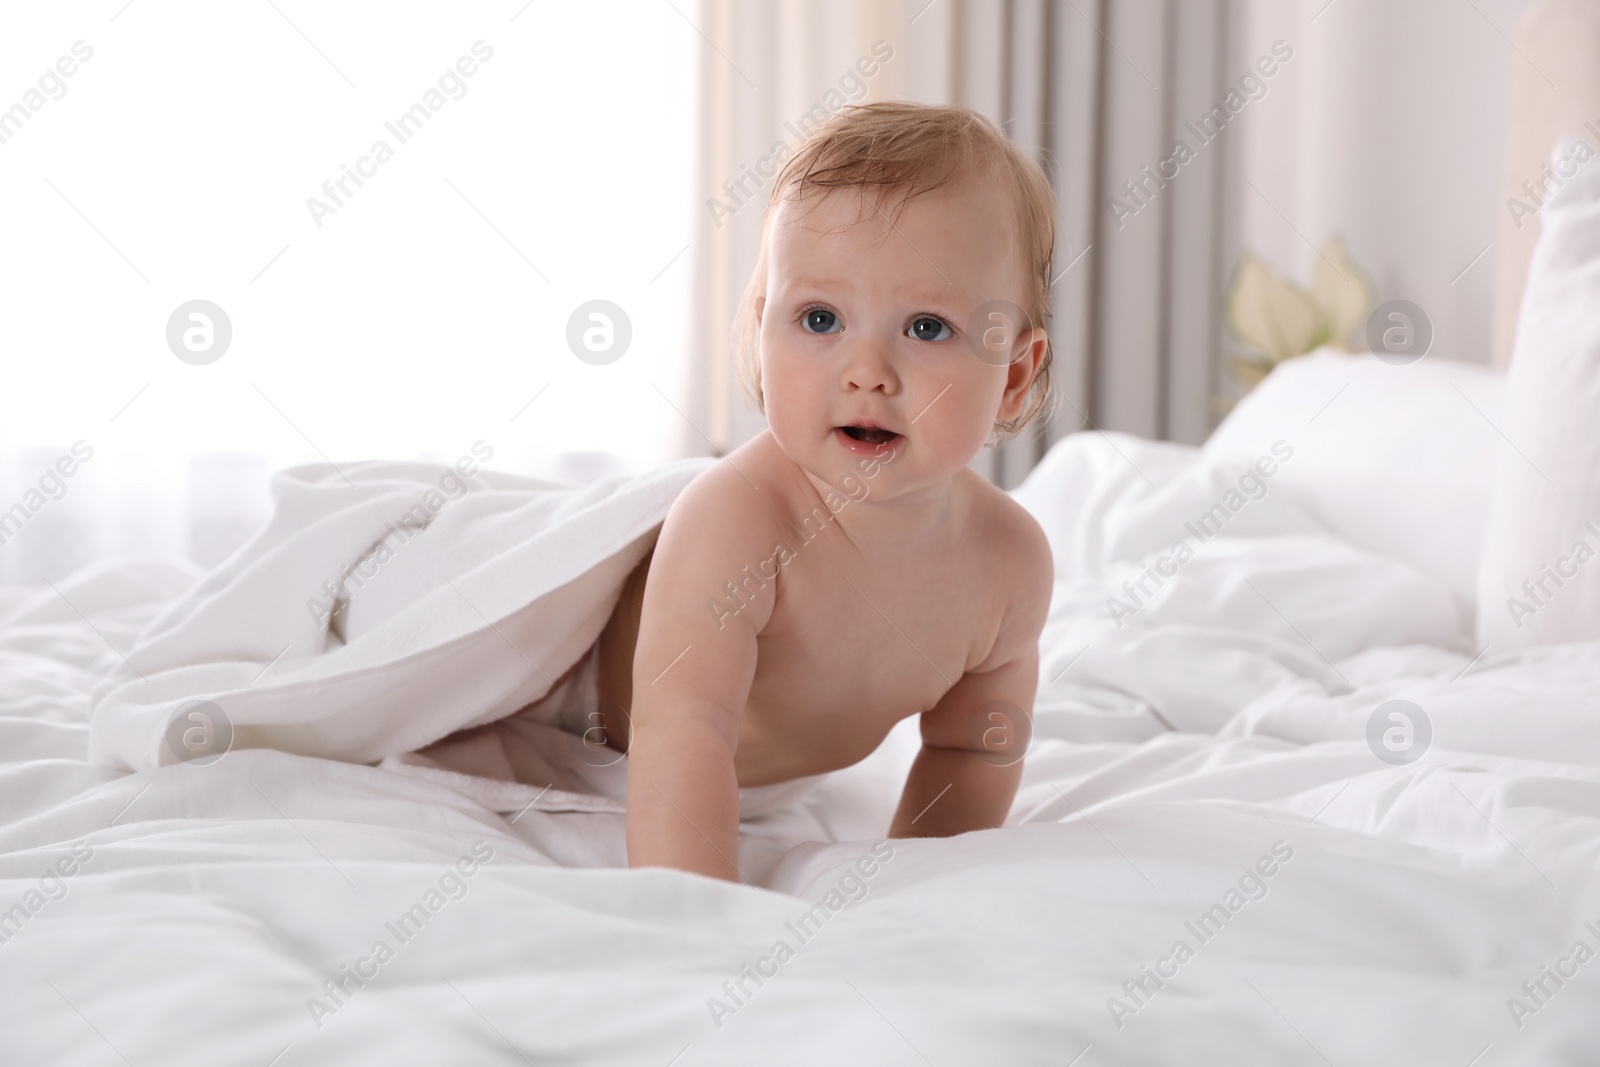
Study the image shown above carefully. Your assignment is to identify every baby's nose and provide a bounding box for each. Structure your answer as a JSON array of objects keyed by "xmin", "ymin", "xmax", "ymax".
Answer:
[{"xmin": 840, "ymin": 340, "xmax": 899, "ymax": 393}]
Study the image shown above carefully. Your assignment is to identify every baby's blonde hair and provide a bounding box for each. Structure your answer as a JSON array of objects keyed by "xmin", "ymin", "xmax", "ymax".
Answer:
[{"xmin": 732, "ymin": 101, "xmax": 1057, "ymax": 443}]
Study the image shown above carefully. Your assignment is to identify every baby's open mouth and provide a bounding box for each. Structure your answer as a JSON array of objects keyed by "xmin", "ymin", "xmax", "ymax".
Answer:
[{"xmin": 839, "ymin": 425, "xmax": 900, "ymax": 446}]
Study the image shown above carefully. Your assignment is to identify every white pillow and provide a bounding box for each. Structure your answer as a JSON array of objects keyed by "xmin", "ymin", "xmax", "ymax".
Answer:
[
  {"xmin": 1477, "ymin": 136, "xmax": 1600, "ymax": 649},
  {"xmin": 1203, "ymin": 348, "xmax": 1503, "ymax": 614}
]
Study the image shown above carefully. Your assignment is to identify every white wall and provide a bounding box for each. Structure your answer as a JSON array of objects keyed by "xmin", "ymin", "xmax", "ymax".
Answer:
[{"xmin": 1232, "ymin": 0, "xmax": 1538, "ymax": 366}]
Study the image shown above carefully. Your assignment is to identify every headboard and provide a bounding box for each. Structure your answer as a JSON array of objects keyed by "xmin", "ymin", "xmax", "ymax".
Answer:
[{"xmin": 1493, "ymin": 0, "xmax": 1600, "ymax": 369}]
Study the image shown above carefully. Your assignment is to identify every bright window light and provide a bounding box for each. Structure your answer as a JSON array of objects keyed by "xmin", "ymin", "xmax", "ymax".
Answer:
[{"xmin": 0, "ymin": 2, "xmax": 695, "ymax": 576}]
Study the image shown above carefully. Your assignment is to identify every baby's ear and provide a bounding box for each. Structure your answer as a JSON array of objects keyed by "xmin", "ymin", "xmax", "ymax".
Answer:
[{"xmin": 997, "ymin": 326, "xmax": 1048, "ymax": 422}]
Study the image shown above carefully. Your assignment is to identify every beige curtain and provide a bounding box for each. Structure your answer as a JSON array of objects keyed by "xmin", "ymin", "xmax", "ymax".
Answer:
[{"xmin": 687, "ymin": 0, "xmax": 1237, "ymax": 487}]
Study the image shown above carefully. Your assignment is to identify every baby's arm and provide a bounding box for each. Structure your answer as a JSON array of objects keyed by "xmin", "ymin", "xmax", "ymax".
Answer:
[
  {"xmin": 889, "ymin": 506, "xmax": 1051, "ymax": 839},
  {"xmin": 887, "ymin": 649, "xmax": 1039, "ymax": 837},
  {"xmin": 625, "ymin": 466, "xmax": 775, "ymax": 882}
]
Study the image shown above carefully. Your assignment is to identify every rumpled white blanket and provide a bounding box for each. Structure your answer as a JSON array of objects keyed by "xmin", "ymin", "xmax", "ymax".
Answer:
[
  {"xmin": 82, "ymin": 355, "xmax": 1600, "ymax": 812},
  {"xmin": 85, "ymin": 456, "xmax": 713, "ymax": 812},
  {"xmin": 8, "ymin": 405, "xmax": 1600, "ymax": 1062}
]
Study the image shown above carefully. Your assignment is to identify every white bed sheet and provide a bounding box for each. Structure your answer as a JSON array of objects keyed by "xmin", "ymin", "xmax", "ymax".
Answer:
[{"xmin": 3, "ymin": 429, "xmax": 1599, "ymax": 1066}]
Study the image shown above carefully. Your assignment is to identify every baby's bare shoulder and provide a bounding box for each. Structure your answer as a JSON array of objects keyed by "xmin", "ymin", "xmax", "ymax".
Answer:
[
  {"xmin": 958, "ymin": 470, "xmax": 1053, "ymax": 667},
  {"xmin": 661, "ymin": 437, "xmax": 791, "ymax": 542},
  {"xmin": 958, "ymin": 470, "xmax": 1052, "ymax": 576},
  {"xmin": 650, "ymin": 439, "xmax": 793, "ymax": 617}
]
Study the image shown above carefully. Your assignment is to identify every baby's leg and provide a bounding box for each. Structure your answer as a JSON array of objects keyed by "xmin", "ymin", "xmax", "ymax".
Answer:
[{"xmin": 593, "ymin": 544, "xmax": 652, "ymax": 752}]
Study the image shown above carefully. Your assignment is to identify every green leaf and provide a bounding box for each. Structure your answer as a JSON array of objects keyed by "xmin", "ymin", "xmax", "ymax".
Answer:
[
  {"xmin": 1311, "ymin": 234, "xmax": 1374, "ymax": 349},
  {"xmin": 1226, "ymin": 251, "xmax": 1321, "ymax": 362}
]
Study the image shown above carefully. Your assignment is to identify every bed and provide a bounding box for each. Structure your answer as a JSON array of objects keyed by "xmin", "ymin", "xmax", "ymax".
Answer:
[
  {"xmin": 5, "ymin": 343, "xmax": 1599, "ymax": 1064},
  {"xmin": 6, "ymin": 9, "xmax": 1600, "ymax": 1067}
]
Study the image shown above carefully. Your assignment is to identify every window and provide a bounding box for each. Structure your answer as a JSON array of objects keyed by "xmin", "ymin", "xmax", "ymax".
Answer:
[{"xmin": 0, "ymin": 2, "xmax": 694, "ymax": 578}]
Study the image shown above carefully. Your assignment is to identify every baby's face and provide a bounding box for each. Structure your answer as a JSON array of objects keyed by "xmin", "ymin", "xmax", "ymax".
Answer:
[{"xmin": 756, "ymin": 169, "xmax": 1044, "ymax": 498}]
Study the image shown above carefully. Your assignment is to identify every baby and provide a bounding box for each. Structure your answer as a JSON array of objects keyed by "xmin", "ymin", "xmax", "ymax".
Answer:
[{"xmin": 596, "ymin": 102, "xmax": 1057, "ymax": 881}]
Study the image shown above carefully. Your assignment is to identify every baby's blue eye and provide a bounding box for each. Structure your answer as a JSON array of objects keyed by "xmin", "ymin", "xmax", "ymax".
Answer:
[
  {"xmin": 801, "ymin": 307, "xmax": 841, "ymax": 334},
  {"xmin": 909, "ymin": 316, "xmax": 953, "ymax": 342}
]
